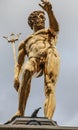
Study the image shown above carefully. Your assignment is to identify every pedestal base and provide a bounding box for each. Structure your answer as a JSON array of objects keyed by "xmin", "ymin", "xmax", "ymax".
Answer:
[{"xmin": 0, "ymin": 116, "xmax": 78, "ymax": 130}]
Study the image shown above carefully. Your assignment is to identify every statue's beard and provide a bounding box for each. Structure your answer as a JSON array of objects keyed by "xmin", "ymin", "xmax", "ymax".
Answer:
[{"xmin": 35, "ymin": 23, "xmax": 45, "ymax": 30}]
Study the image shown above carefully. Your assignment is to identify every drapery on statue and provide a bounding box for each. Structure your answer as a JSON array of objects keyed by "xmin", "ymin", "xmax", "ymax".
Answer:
[{"xmin": 14, "ymin": 0, "xmax": 60, "ymax": 119}]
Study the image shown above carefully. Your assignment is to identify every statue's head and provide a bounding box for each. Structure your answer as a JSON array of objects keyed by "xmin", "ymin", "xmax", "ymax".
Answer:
[{"xmin": 28, "ymin": 10, "xmax": 45, "ymax": 30}]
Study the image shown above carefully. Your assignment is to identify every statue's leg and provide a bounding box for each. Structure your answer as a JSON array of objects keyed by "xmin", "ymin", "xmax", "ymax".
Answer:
[
  {"xmin": 15, "ymin": 58, "xmax": 37, "ymax": 116},
  {"xmin": 44, "ymin": 48, "xmax": 60, "ymax": 119}
]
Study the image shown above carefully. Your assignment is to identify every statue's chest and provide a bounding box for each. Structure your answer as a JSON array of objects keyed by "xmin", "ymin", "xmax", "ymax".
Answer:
[{"xmin": 25, "ymin": 34, "xmax": 48, "ymax": 52}]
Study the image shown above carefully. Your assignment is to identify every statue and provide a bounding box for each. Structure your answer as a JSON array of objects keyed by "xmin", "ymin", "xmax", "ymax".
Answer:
[{"xmin": 14, "ymin": 0, "xmax": 60, "ymax": 119}]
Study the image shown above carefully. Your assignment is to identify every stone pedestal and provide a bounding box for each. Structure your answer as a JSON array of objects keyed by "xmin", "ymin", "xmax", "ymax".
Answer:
[{"xmin": 0, "ymin": 117, "xmax": 78, "ymax": 130}]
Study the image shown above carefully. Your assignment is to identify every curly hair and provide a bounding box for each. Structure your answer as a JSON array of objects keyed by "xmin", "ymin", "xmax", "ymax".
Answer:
[{"xmin": 28, "ymin": 10, "xmax": 45, "ymax": 29}]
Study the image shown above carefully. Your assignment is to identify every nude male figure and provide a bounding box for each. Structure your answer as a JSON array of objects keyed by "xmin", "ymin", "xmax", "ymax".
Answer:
[{"xmin": 14, "ymin": 0, "xmax": 60, "ymax": 119}]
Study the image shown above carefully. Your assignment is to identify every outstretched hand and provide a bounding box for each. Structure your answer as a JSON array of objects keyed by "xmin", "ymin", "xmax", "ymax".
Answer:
[{"xmin": 39, "ymin": 0, "xmax": 52, "ymax": 12}]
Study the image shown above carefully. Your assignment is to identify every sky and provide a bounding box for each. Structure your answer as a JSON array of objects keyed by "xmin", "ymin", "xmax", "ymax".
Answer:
[{"xmin": 0, "ymin": 0, "xmax": 78, "ymax": 126}]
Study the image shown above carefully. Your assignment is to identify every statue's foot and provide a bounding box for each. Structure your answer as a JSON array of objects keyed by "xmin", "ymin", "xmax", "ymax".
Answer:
[
  {"xmin": 4, "ymin": 111, "xmax": 23, "ymax": 124},
  {"xmin": 14, "ymin": 110, "xmax": 23, "ymax": 117},
  {"xmin": 11, "ymin": 110, "xmax": 24, "ymax": 120}
]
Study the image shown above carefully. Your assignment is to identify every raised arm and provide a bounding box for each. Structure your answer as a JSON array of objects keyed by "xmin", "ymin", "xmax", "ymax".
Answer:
[
  {"xmin": 39, "ymin": 0, "xmax": 59, "ymax": 33},
  {"xmin": 14, "ymin": 41, "xmax": 26, "ymax": 91}
]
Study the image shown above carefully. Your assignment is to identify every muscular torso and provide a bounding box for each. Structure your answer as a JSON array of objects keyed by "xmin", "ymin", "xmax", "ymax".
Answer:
[{"xmin": 24, "ymin": 29, "xmax": 57, "ymax": 58}]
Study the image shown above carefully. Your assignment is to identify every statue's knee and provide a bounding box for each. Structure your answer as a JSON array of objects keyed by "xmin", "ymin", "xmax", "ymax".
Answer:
[{"xmin": 45, "ymin": 83, "xmax": 55, "ymax": 96}]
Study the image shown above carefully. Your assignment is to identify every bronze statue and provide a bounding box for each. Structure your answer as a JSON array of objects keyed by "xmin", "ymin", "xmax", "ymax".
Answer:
[{"xmin": 14, "ymin": 0, "xmax": 60, "ymax": 119}]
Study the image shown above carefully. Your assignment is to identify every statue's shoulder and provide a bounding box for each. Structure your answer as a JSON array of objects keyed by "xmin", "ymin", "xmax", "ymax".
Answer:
[
  {"xmin": 48, "ymin": 28, "xmax": 59, "ymax": 37},
  {"xmin": 34, "ymin": 29, "xmax": 49, "ymax": 35},
  {"xmin": 34, "ymin": 28, "xmax": 58, "ymax": 36},
  {"xmin": 24, "ymin": 35, "xmax": 33, "ymax": 43}
]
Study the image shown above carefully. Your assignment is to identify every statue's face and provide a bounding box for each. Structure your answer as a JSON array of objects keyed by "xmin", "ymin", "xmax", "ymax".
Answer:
[{"xmin": 33, "ymin": 13, "xmax": 45, "ymax": 30}]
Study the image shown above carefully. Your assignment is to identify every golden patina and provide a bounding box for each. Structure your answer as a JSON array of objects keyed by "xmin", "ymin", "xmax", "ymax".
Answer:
[{"xmin": 14, "ymin": 0, "xmax": 60, "ymax": 119}]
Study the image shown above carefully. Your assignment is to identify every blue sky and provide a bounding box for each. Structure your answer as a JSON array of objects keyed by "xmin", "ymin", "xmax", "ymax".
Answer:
[{"xmin": 0, "ymin": 0, "xmax": 78, "ymax": 126}]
